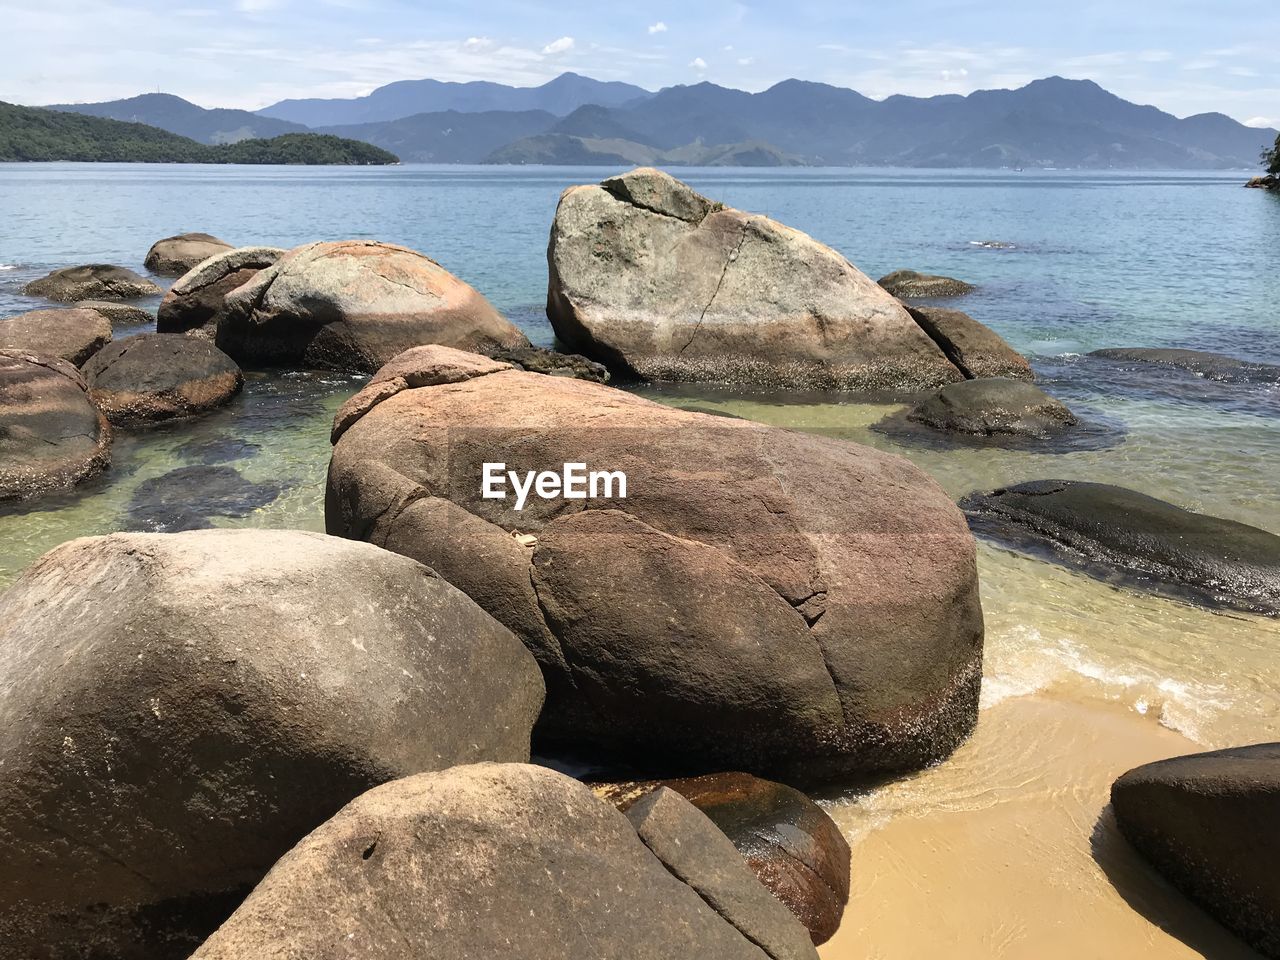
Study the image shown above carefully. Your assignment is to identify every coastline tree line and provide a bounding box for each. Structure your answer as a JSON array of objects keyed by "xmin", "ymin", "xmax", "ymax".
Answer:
[{"xmin": 0, "ymin": 102, "xmax": 398, "ymax": 164}]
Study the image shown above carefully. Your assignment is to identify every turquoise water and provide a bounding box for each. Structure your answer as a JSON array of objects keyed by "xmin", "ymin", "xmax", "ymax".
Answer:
[{"xmin": 2, "ymin": 163, "xmax": 1278, "ymax": 750}]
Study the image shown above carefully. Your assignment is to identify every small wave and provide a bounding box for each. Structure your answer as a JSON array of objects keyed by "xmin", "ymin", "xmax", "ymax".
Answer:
[
  {"xmin": 0, "ymin": 264, "xmax": 19, "ymax": 271},
  {"xmin": 969, "ymin": 240, "xmax": 1017, "ymax": 250}
]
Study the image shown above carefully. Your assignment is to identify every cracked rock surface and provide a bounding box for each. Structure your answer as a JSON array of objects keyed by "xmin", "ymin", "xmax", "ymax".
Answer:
[
  {"xmin": 158, "ymin": 246, "xmax": 285, "ymax": 339},
  {"xmin": 327, "ymin": 345, "xmax": 985, "ymax": 785},
  {"xmin": 217, "ymin": 240, "xmax": 528, "ymax": 373},
  {"xmin": 0, "ymin": 530, "xmax": 544, "ymax": 960},
  {"xmin": 0, "ymin": 349, "xmax": 111, "ymax": 501},
  {"xmin": 546, "ymin": 167, "xmax": 974, "ymax": 392},
  {"xmin": 191, "ymin": 763, "xmax": 817, "ymax": 960}
]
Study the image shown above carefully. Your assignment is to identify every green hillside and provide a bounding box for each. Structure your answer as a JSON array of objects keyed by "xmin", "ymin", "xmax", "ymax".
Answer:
[{"xmin": 0, "ymin": 102, "xmax": 398, "ymax": 164}]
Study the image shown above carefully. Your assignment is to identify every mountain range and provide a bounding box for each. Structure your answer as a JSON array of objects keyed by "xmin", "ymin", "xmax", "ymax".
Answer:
[{"xmin": 37, "ymin": 73, "xmax": 1276, "ymax": 169}]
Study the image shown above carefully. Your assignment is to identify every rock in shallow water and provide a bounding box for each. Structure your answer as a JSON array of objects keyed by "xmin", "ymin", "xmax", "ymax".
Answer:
[
  {"xmin": 327, "ymin": 345, "xmax": 984, "ymax": 785},
  {"xmin": 1112, "ymin": 744, "xmax": 1280, "ymax": 959},
  {"xmin": 0, "ymin": 350, "xmax": 111, "ymax": 502},
  {"xmin": 157, "ymin": 246, "xmax": 285, "ymax": 340},
  {"xmin": 144, "ymin": 232, "xmax": 235, "ymax": 276},
  {"xmin": 547, "ymin": 167, "xmax": 969, "ymax": 392},
  {"xmin": 219, "ymin": 240, "xmax": 528, "ymax": 373},
  {"xmin": 906, "ymin": 378, "xmax": 1077, "ymax": 437},
  {"xmin": 1089, "ymin": 347, "xmax": 1280, "ymax": 385},
  {"xmin": 23, "ymin": 264, "xmax": 162, "ymax": 302},
  {"xmin": 126, "ymin": 464, "xmax": 280, "ymax": 531},
  {"xmin": 960, "ymin": 479, "xmax": 1280, "ymax": 615},
  {"xmin": 877, "ymin": 269, "xmax": 974, "ymax": 298},
  {"xmin": 904, "ymin": 305, "xmax": 1034, "ymax": 381},
  {"xmin": 190, "ymin": 763, "xmax": 816, "ymax": 960},
  {"xmin": 595, "ymin": 772, "xmax": 851, "ymax": 945},
  {"xmin": 0, "ymin": 306, "xmax": 112, "ymax": 365},
  {"xmin": 0, "ymin": 530, "xmax": 544, "ymax": 960},
  {"xmin": 82, "ymin": 333, "xmax": 243, "ymax": 425}
]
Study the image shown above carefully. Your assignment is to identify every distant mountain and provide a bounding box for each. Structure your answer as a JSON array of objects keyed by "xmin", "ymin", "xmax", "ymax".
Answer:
[
  {"xmin": 43, "ymin": 93, "xmax": 306, "ymax": 144},
  {"xmin": 260, "ymin": 72, "xmax": 652, "ymax": 127},
  {"xmin": 25, "ymin": 76, "xmax": 1276, "ymax": 169},
  {"xmin": 318, "ymin": 110, "xmax": 558, "ymax": 163},
  {"xmin": 0, "ymin": 103, "xmax": 398, "ymax": 164}
]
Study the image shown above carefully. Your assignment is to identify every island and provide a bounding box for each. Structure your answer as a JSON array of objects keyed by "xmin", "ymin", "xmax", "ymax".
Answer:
[{"xmin": 0, "ymin": 102, "xmax": 399, "ymax": 164}]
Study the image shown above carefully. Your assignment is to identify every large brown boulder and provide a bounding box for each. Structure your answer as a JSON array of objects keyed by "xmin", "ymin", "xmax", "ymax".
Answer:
[
  {"xmin": 546, "ymin": 167, "xmax": 969, "ymax": 392},
  {"xmin": 595, "ymin": 772, "xmax": 851, "ymax": 945},
  {"xmin": 82, "ymin": 333, "xmax": 243, "ymax": 425},
  {"xmin": 327, "ymin": 345, "xmax": 984, "ymax": 785},
  {"xmin": 0, "ymin": 350, "xmax": 111, "ymax": 501},
  {"xmin": 904, "ymin": 305, "xmax": 1034, "ymax": 381},
  {"xmin": 1112, "ymin": 744, "xmax": 1280, "ymax": 959},
  {"xmin": 0, "ymin": 306, "xmax": 112, "ymax": 364},
  {"xmin": 218, "ymin": 240, "xmax": 528, "ymax": 372},
  {"xmin": 145, "ymin": 232, "xmax": 235, "ymax": 276},
  {"xmin": 157, "ymin": 246, "xmax": 286, "ymax": 339},
  {"xmin": 23, "ymin": 264, "xmax": 162, "ymax": 302},
  {"xmin": 191, "ymin": 763, "xmax": 817, "ymax": 960},
  {"xmin": 0, "ymin": 530, "xmax": 544, "ymax": 960}
]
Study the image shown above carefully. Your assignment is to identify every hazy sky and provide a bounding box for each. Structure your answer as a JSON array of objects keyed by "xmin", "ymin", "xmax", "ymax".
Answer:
[{"xmin": 2, "ymin": 0, "xmax": 1276, "ymax": 126}]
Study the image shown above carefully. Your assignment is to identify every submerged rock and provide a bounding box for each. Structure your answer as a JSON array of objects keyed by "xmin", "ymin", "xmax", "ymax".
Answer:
[
  {"xmin": 877, "ymin": 269, "xmax": 974, "ymax": 298},
  {"xmin": 0, "ymin": 306, "xmax": 112, "ymax": 365},
  {"xmin": 23, "ymin": 264, "xmax": 162, "ymax": 302},
  {"xmin": 74, "ymin": 300, "xmax": 155, "ymax": 327},
  {"xmin": 219, "ymin": 240, "xmax": 528, "ymax": 373},
  {"xmin": 82, "ymin": 333, "xmax": 243, "ymax": 425},
  {"xmin": 157, "ymin": 246, "xmax": 285, "ymax": 339},
  {"xmin": 904, "ymin": 305, "xmax": 1033, "ymax": 381},
  {"xmin": 144, "ymin": 232, "xmax": 235, "ymax": 276},
  {"xmin": 960, "ymin": 480, "xmax": 1280, "ymax": 615},
  {"xmin": 328, "ymin": 345, "xmax": 984, "ymax": 785},
  {"xmin": 0, "ymin": 530, "xmax": 544, "ymax": 960},
  {"xmin": 487, "ymin": 343, "xmax": 610, "ymax": 382},
  {"xmin": 0, "ymin": 350, "xmax": 111, "ymax": 502},
  {"xmin": 175, "ymin": 435, "xmax": 261, "ymax": 465},
  {"xmin": 595, "ymin": 772, "xmax": 851, "ymax": 945},
  {"xmin": 1089, "ymin": 347, "xmax": 1280, "ymax": 385},
  {"xmin": 126, "ymin": 464, "xmax": 280, "ymax": 531},
  {"xmin": 547, "ymin": 167, "xmax": 968, "ymax": 392},
  {"xmin": 906, "ymin": 378, "xmax": 1077, "ymax": 437},
  {"xmin": 191, "ymin": 764, "xmax": 816, "ymax": 960},
  {"xmin": 1112, "ymin": 744, "xmax": 1280, "ymax": 959}
]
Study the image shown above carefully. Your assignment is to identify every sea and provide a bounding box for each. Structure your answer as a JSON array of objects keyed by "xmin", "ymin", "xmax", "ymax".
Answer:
[{"xmin": 2, "ymin": 162, "xmax": 1277, "ymax": 957}]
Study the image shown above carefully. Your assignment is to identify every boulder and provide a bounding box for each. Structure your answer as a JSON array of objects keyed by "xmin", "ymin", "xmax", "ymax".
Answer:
[
  {"xmin": 1246, "ymin": 174, "xmax": 1279, "ymax": 190},
  {"xmin": 960, "ymin": 480, "xmax": 1280, "ymax": 616},
  {"xmin": 0, "ymin": 307, "xmax": 112, "ymax": 365},
  {"xmin": 0, "ymin": 350, "xmax": 111, "ymax": 501},
  {"xmin": 157, "ymin": 246, "xmax": 285, "ymax": 339},
  {"xmin": 191, "ymin": 763, "xmax": 816, "ymax": 960},
  {"xmin": 327, "ymin": 345, "xmax": 984, "ymax": 784},
  {"xmin": 1112, "ymin": 744, "xmax": 1280, "ymax": 959},
  {"xmin": 0, "ymin": 530, "xmax": 544, "ymax": 960},
  {"xmin": 547, "ymin": 167, "xmax": 967, "ymax": 392},
  {"xmin": 144, "ymin": 232, "xmax": 235, "ymax": 276},
  {"xmin": 82, "ymin": 333, "xmax": 243, "ymax": 425},
  {"xmin": 23, "ymin": 264, "xmax": 162, "ymax": 302},
  {"xmin": 904, "ymin": 305, "xmax": 1034, "ymax": 381},
  {"xmin": 487, "ymin": 343, "xmax": 610, "ymax": 382},
  {"xmin": 1089, "ymin": 347, "xmax": 1280, "ymax": 385},
  {"xmin": 877, "ymin": 269, "xmax": 974, "ymax": 298},
  {"xmin": 75, "ymin": 300, "xmax": 155, "ymax": 327},
  {"xmin": 905, "ymin": 378, "xmax": 1077, "ymax": 437},
  {"xmin": 594, "ymin": 772, "xmax": 851, "ymax": 945},
  {"xmin": 218, "ymin": 240, "xmax": 528, "ymax": 373}
]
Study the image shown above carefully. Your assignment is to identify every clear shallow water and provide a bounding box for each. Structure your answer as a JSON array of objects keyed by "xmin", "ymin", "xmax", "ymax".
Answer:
[{"xmin": 2, "ymin": 163, "xmax": 1278, "ymax": 750}]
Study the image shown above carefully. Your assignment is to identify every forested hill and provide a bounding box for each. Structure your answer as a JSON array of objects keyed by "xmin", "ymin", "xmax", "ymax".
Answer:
[{"xmin": 0, "ymin": 103, "xmax": 399, "ymax": 164}]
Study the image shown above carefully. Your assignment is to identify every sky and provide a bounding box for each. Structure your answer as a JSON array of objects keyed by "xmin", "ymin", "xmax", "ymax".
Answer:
[{"xmin": 1, "ymin": 0, "xmax": 1276, "ymax": 127}]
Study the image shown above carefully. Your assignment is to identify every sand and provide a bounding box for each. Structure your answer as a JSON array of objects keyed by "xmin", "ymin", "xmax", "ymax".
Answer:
[{"xmin": 817, "ymin": 692, "xmax": 1266, "ymax": 959}]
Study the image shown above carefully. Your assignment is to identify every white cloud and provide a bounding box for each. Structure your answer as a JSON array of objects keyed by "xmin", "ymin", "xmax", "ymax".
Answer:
[
  {"xmin": 690, "ymin": 57, "xmax": 708, "ymax": 71},
  {"xmin": 542, "ymin": 36, "xmax": 575, "ymax": 55},
  {"xmin": 1246, "ymin": 116, "xmax": 1279, "ymax": 128},
  {"xmin": 737, "ymin": 57, "xmax": 754, "ymax": 66},
  {"xmin": 648, "ymin": 21, "xmax": 667, "ymax": 35},
  {"xmin": 941, "ymin": 67, "xmax": 969, "ymax": 81},
  {"xmin": 464, "ymin": 37, "xmax": 493, "ymax": 52}
]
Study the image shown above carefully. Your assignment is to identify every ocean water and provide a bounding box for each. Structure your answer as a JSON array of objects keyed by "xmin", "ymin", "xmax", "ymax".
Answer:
[{"xmin": 2, "ymin": 162, "xmax": 1278, "ymax": 755}]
